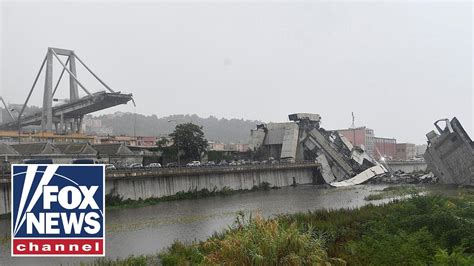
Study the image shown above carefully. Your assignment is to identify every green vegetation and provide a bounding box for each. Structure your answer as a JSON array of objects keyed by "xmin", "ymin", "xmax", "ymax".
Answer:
[
  {"xmin": 364, "ymin": 185, "xmax": 421, "ymax": 201},
  {"xmin": 0, "ymin": 212, "xmax": 9, "ymax": 220},
  {"xmin": 85, "ymin": 255, "xmax": 158, "ymax": 266},
  {"xmin": 158, "ymin": 190, "xmax": 474, "ymax": 265},
  {"xmin": 0, "ymin": 235, "xmax": 10, "ymax": 245},
  {"xmin": 106, "ymin": 182, "xmax": 277, "ymax": 210},
  {"xmin": 95, "ymin": 113, "xmax": 261, "ymax": 144},
  {"xmin": 169, "ymin": 122, "xmax": 208, "ymax": 162},
  {"xmin": 160, "ymin": 212, "xmax": 341, "ymax": 265}
]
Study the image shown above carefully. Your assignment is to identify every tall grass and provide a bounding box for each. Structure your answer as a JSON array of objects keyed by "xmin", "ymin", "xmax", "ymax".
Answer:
[
  {"xmin": 90, "ymin": 255, "xmax": 151, "ymax": 266},
  {"xmin": 159, "ymin": 191, "xmax": 474, "ymax": 265},
  {"xmin": 160, "ymin": 212, "xmax": 341, "ymax": 265}
]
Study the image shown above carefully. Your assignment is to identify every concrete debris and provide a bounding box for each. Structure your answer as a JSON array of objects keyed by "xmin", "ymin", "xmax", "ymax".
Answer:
[
  {"xmin": 368, "ymin": 170, "xmax": 437, "ymax": 184},
  {"xmin": 250, "ymin": 113, "xmax": 388, "ymax": 186},
  {"xmin": 315, "ymin": 154, "xmax": 336, "ymax": 183},
  {"xmin": 423, "ymin": 117, "xmax": 474, "ymax": 185},
  {"xmin": 330, "ymin": 164, "xmax": 388, "ymax": 187}
]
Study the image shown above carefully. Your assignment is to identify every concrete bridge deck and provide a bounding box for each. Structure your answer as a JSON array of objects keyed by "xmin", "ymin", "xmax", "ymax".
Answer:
[{"xmin": 0, "ymin": 91, "xmax": 132, "ymax": 130}]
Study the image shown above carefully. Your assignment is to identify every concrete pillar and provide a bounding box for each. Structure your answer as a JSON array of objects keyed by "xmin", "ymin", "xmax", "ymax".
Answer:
[
  {"xmin": 77, "ymin": 115, "xmax": 83, "ymax": 133},
  {"xmin": 42, "ymin": 50, "xmax": 53, "ymax": 132},
  {"xmin": 69, "ymin": 55, "xmax": 79, "ymax": 102},
  {"xmin": 72, "ymin": 118, "xmax": 77, "ymax": 133},
  {"xmin": 59, "ymin": 114, "xmax": 64, "ymax": 134}
]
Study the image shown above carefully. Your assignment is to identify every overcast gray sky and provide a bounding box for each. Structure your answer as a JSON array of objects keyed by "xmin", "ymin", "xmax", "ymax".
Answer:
[{"xmin": 1, "ymin": 1, "xmax": 472, "ymax": 144}]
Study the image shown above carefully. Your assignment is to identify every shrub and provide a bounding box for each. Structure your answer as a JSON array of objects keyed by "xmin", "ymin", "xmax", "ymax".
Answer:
[{"xmin": 160, "ymin": 212, "xmax": 339, "ymax": 265}]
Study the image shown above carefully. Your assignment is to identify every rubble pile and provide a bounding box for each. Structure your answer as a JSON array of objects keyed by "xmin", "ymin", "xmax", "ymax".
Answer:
[
  {"xmin": 368, "ymin": 170, "xmax": 437, "ymax": 184},
  {"xmin": 251, "ymin": 114, "xmax": 473, "ymax": 187},
  {"xmin": 250, "ymin": 113, "xmax": 389, "ymax": 187},
  {"xmin": 289, "ymin": 114, "xmax": 387, "ymax": 186}
]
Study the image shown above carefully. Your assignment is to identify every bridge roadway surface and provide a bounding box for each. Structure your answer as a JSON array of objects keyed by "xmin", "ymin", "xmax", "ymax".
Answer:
[{"xmin": 0, "ymin": 91, "xmax": 132, "ymax": 129}]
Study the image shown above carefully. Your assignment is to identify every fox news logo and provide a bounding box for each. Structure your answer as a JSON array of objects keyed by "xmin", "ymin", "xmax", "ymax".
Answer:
[{"xmin": 11, "ymin": 164, "xmax": 105, "ymax": 256}]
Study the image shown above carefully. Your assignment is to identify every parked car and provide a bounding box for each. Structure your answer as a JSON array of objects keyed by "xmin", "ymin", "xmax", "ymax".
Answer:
[
  {"xmin": 203, "ymin": 161, "xmax": 216, "ymax": 167},
  {"xmin": 23, "ymin": 159, "xmax": 53, "ymax": 164},
  {"xmin": 129, "ymin": 163, "xmax": 143, "ymax": 168},
  {"xmin": 218, "ymin": 161, "xmax": 229, "ymax": 166},
  {"xmin": 72, "ymin": 159, "xmax": 98, "ymax": 164},
  {"xmin": 251, "ymin": 161, "xmax": 260, "ymax": 165},
  {"xmin": 146, "ymin": 163, "xmax": 162, "ymax": 168},
  {"xmin": 280, "ymin": 158, "xmax": 294, "ymax": 164},
  {"xmin": 186, "ymin": 161, "xmax": 201, "ymax": 167},
  {"xmin": 229, "ymin": 161, "xmax": 238, "ymax": 166},
  {"xmin": 105, "ymin": 164, "xmax": 116, "ymax": 170},
  {"xmin": 166, "ymin": 162, "xmax": 178, "ymax": 168}
]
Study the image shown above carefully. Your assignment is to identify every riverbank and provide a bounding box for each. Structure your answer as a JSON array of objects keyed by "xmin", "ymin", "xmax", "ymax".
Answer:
[
  {"xmin": 106, "ymin": 181, "xmax": 279, "ymax": 210},
  {"xmin": 102, "ymin": 186, "xmax": 474, "ymax": 265},
  {"xmin": 363, "ymin": 185, "xmax": 422, "ymax": 201},
  {"xmin": 1, "ymin": 184, "xmax": 465, "ymax": 265}
]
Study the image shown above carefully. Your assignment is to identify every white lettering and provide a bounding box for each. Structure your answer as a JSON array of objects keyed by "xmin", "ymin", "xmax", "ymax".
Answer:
[
  {"xmin": 45, "ymin": 213, "xmax": 60, "ymax": 234},
  {"xmin": 82, "ymin": 244, "xmax": 92, "ymax": 251},
  {"xmin": 26, "ymin": 212, "xmax": 44, "ymax": 234},
  {"xmin": 61, "ymin": 212, "xmax": 85, "ymax": 234},
  {"xmin": 58, "ymin": 186, "xmax": 81, "ymax": 209},
  {"xmin": 79, "ymin": 186, "xmax": 99, "ymax": 209},
  {"xmin": 84, "ymin": 212, "xmax": 101, "ymax": 234},
  {"xmin": 43, "ymin": 186, "xmax": 58, "ymax": 209}
]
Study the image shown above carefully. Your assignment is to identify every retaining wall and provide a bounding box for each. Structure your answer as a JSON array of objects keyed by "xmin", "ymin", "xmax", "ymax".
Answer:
[
  {"xmin": 106, "ymin": 164, "xmax": 318, "ymax": 200},
  {"xmin": 0, "ymin": 163, "xmax": 319, "ymax": 215}
]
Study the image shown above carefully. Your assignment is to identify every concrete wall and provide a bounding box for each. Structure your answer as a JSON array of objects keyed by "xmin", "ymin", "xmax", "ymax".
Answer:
[
  {"xmin": 386, "ymin": 160, "xmax": 427, "ymax": 173},
  {"xmin": 106, "ymin": 164, "xmax": 318, "ymax": 200},
  {"xmin": 0, "ymin": 180, "xmax": 10, "ymax": 215},
  {"xmin": 0, "ymin": 164, "xmax": 319, "ymax": 215}
]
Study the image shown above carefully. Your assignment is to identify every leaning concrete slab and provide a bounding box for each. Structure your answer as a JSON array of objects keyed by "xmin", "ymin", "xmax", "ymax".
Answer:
[
  {"xmin": 330, "ymin": 164, "xmax": 387, "ymax": 187},
  {"xmin": 424, "ymin": 117, "xmax": 474, "ymax": 185},
  {"xmin": 315, "ymin": 154, "xmax": 336, "ymax": 183}
]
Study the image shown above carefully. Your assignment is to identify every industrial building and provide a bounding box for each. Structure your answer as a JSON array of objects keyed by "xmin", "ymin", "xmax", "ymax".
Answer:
[
  {"xmin": 336, "ymin": 127, "xmax": 375, "ymax": 157},
  {"xmin": 374, "ymin": 137, "xmax": 397, "ymax": 160},
  {"xmin": 396, "ymin": 143, "xmax": 416, "ymax": 160},
  {"xmin": 0, "ymin": 142, "xmax": 141, "ymax": 164}
]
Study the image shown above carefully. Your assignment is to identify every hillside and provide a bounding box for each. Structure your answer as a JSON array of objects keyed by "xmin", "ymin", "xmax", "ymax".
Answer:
[{"xmin": 91, "ymin": 112, "xmax": 263, "ymax": 143}]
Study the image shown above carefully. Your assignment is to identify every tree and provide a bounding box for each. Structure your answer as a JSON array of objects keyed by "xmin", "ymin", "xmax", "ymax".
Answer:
[
  {"xmin": 169, "ymin": 123, "xmax": 208, "ymax": 163},
  {"xmin": 153, "ymin": 137, "xmax": 177, "ymax": 163}
]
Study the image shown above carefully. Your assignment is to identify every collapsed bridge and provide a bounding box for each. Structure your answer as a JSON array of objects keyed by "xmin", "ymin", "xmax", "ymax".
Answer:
[
  {"xmin": 0, "ymin": 47, "xmax": 133, "ymax": 134},
  {"xmin": 250, "ymin": 113, "xmax": 387, "ymax": 186}
]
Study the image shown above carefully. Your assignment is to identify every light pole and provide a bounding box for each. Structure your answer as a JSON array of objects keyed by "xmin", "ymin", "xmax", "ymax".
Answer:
[{"xmin": 168, "ymin": 120, "xmax": 180, "ymax": 165}]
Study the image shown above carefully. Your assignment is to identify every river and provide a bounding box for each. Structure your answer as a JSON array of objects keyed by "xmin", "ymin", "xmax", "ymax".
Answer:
[{"xmin": 0, "ymin": 184, "xmax": 423, "ymax": 265}]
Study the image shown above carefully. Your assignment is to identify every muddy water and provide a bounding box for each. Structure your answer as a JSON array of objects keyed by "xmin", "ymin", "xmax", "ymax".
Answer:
[{"xmin": 0, "ymin": 184, "xmax": 442, "ymax": 265}]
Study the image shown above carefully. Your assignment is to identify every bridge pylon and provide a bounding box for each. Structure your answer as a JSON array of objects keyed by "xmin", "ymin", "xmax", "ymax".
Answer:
[{"xmin": 0, "ymin": 47, "xmax": 129, "ymax": 135}]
